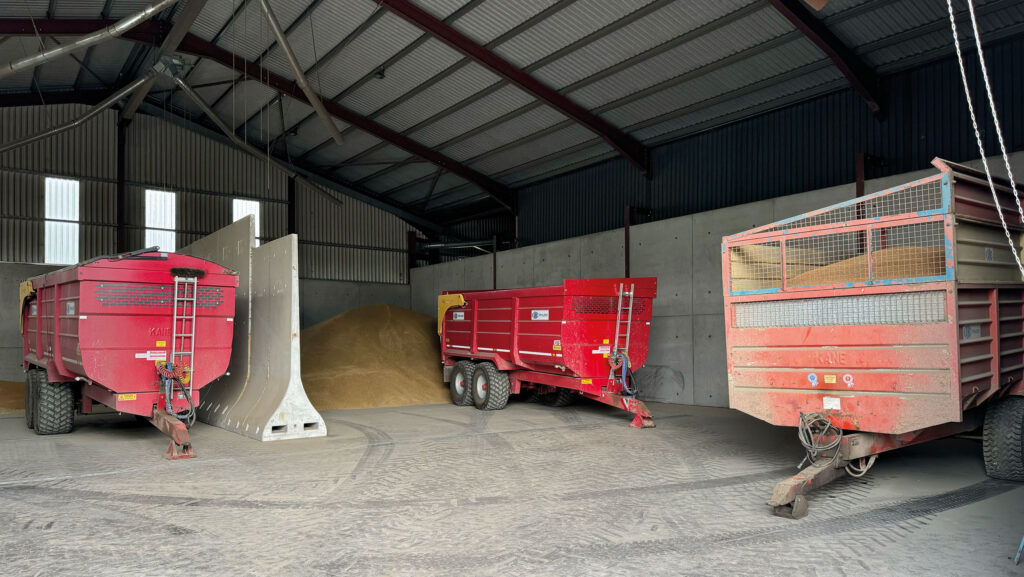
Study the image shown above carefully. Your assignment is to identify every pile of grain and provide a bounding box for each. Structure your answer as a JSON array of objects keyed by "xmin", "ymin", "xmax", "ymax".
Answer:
[
  {"xmin": 789, "ymin": 246, "xmax": 945, "ymax": 287},
  {"xmin": 0, "ymin": 380, "xmax": 23, "ymax": 415},
  {"xmin": 730, "ymin": 244, "xmax": 828, "ymax": 291},
  {"xmin": 300, "ymin": 304, "xmax": 449, "ymax": 410}
]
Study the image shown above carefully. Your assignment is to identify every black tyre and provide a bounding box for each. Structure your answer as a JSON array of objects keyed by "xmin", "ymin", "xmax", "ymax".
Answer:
[
  {"xmin": 541, "ymin": 388, "xmax": 577, "ymax": 407},
  {"xmin": 450, "ymin": 360, "xmax": 476, "ymax": 407},
  {"xmin": 24, "ymin": 370, "xmax": 42, "ymax": 429},
  {"xmin": 471, "ymin": 363, "xmax": 510, "ymax": 411},
  {"xmin": 34, "ymin": 381, "xmax": 74, "ymax": 435},
  {"xmin": 518, "ymin": 388, "xmax": 541, "ymax": 403},
  {"xmin": 983, "ymin": 396, "xmax": 1024, "ymax": 481}
]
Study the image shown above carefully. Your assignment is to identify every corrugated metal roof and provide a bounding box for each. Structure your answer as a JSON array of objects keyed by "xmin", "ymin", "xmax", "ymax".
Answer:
[
  {"xmin": 1, "ymin": 0, "xmax": 1023, "ymax": 225},
  {"xmin": 492, "ymin": 0, "xmax": 658, "ymax": 68}
]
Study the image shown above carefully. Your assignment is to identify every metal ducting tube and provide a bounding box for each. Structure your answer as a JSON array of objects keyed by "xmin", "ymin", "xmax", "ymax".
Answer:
[
  {"xmin": 170, "ymin": 74, "xmax": 297, "ymax": 178},
  {"xmin": 0, "ymin": 0, "xmax": 180, "ymax": 80},
  {"xmin": 258, "ymin": 0, "xmax": 345, "ymax": 147},
  {"xmin": 0, "ymin": 72, "xmax": 155, "ymax": 155}
]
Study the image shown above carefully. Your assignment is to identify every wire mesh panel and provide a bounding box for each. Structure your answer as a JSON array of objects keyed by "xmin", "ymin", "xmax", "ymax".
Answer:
[
  {"xmin": 870, "ymin": 221, "xmax": 946, "ymax": 281},
  {"xmin": 764, "ymin": 178, "xmax": 944, "ymax": 233},
  {"xmin": 733, "ymin": 291, "xmax": 947, "ymax": 328},
  {"xmin": 785, "ymin": 232, "xmax": 863, "ymax": 287},
  {"xmin": 729, "ymin": 242, "xmax": 782, "ymax": 292}
]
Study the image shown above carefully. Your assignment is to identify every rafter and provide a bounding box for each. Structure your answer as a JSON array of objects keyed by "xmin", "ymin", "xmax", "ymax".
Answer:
[
  {"xmin": 372, "ymin": 0, "xmax": 648, "ymax": 174},
  {"xmin": 0, "ymin": 18, "xmax": 514, "ymax": 213},
  {"xmin": 768, "ymin": 0, "xmax": 882, "ymax": 112}
]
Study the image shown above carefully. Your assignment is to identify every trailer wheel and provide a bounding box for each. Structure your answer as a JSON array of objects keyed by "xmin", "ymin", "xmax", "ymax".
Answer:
[
  {"xmin": 450, "ymin": 361, "xmax": 476, "ymax": 406},
  {"xmin": 34, "ymin": 381, "xmax": 74, "ymax": 435},
  {"xmin": 472, "ymin": 363, "xmax": 510, "ymax": 411},
  {"xmin": 541, "ymin": 388, "xmax": 577, "ymax": 407},
  {"xmin": 983, "ymin": 396, "xmax": 1024, "ymax": 481},
  {"xmin": 24, "ymin": 369, "xmax": 44, "ymax": 429}
]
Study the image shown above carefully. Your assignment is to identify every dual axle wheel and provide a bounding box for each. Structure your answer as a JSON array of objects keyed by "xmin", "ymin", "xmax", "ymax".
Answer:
[
  {"xmin": 449, "ymin": 361, "xmax": 576, "ymax": 411},
  {"xmin": 24, "ymin": 368, "xmax": 74, "ymax": 435}
]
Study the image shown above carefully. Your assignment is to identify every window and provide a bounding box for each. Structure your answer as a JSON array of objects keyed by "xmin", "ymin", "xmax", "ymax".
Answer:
[
  {"xmin": 233, "ymin": 198, "xmax": 261, "ymax": 247},
  {"xmin": 44, "ymin": 177, "xmax": 79, "ymax": 265},
  {"xmin": 145, "ymin": 189, "xmax": 176, "ymax": 252}
]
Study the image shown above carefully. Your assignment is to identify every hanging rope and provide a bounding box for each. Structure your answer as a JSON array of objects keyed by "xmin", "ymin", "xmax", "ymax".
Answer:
[
  {"xmin": 946, "ymin": 0, "xmax": 1024, "ymax": 280},
  {"xmin": 963, "ymin": 0, "xmax": 1024, "ymax": 226}
]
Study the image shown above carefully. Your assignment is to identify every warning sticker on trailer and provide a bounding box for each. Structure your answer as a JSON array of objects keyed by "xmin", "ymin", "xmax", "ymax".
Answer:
[
  {"xmin": 453, "ymin": 312, "xmax": 465, "ymax": 321},
  {"xmin": 591, "ymin": 345, "xmax": 611, "ymax": 355},
  {"xmin": 117, "ymin": 394, "xmax": 137, "ymax": 401},
  {"xmin": 823, "ymin": 396, "xmax": 841, "ymax": 411},
  {"xmin": 531, "ymin": 310, "xmax": 549, "ymax": 321},
  {"xmin": 135, "ymin": 350, "xmax": 167, "ymax": 361}
]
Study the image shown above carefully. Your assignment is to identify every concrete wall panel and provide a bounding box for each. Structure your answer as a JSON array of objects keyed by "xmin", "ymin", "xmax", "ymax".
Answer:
[
  {"xmin": 691, "ymin": 200, "xmax": 774, "ymax": 313},
  {"xmin": 497, "ymin": 246, "xmax": 535, "ymax": 289},
  {"xmin": 534, "ymin": 238, "xmax": 581, "ymax": 286},
  {"xmin": 634, "ymin": 315, "xmax": 693, "ymax": 405},
  {"xmin": 580, "ymin": 230, "xmax": 625, "ymax": 279},
  {"xmin": 693, "ymin": 314, "xmax": 728, "ymax": 408},
  {"xmin": 410, "ymin": 266, "xmax": 436, "ymax": 317},
  {"xmin": 631, "ymin": 215, "xmax": 692, "ymax": 317},
  {"xmin": 463, "ymin": 254, "xmax": 494, "ymax": 290}
]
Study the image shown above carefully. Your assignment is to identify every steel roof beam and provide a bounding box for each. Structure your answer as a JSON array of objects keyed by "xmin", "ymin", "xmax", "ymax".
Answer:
[
  {"xmin": 169, "ymin": 32, "xmax": 515, "ymax": 211},
  {"xmin": 372, "ymin": 0, "xmax": 649, "ymax": 174},
  {"xmin": 314, "ymin": 0, "xmax": 668, "ymax": 174},
  {"xmin": 350, "ymin": 0, "xmax": 770, "ymax": 188},
  {"xmin": 217, "ymin": 1, "xmax": 389, "ymax": 133},
  {"xmin": 768, "ymin": 0, "xmax": 881, "ymax": 112},
  {"xmin": 264, "ymin": 0, "xmax": 492, "ymax": 161},
  {"xmin": 0, "ymin": 18, "xmax": 514, "ymax": 212},
  {"xmin": 121, "ymin": 0, "xmax": 209, "ymax": 122}
]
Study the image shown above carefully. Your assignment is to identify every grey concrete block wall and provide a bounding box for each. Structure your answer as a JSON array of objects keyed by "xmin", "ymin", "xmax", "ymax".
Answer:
[
  {"xmin": 0, "ymin": 263, "xmax": 62, "ymax": 381},
  {"xmin": 299, "ymin": 280, "xmax": 411, "ymax": 328}
]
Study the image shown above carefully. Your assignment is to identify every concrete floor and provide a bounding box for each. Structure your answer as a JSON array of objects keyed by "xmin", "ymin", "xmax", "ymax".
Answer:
[{"xmin": 0, "ymin": 400, "xmax": 1021, "ymax": 577}]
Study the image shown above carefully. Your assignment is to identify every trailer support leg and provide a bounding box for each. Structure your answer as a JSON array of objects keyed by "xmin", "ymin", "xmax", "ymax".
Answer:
[
  {"xmin": 768, "ymin": 458, "xmax": 847, "ymax": 519},
  {"xmin": 581, "ymin": 392, "xmax": 655, "ymax": 428},
  {"xmin": 149, "ymin": 409, "xmax": 194, "ymax": 460}
]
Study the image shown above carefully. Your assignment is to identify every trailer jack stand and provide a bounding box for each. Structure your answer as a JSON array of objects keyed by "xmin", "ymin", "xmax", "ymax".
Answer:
[
  {"xmin": 767, "ymin": 457, "xmax": 848, "ymax": 519},
  {"xmin": 630, "ymin": 414, "xmax": 655, "ymax": 428},
  {"xmin": 617, "ymin": 395, "xmax": 655, "ymax": 428},
  {"xmin": 148, "ymin": 409, "xmax": 194, "ymax": 460}
]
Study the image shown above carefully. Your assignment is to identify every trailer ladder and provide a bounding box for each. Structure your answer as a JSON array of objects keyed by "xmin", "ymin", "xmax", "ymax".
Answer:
[
  {"xmin": 172, "ymin": 276, "xmax": 198, "ymax": 398},
  {"xmin": 613, "ymin": 282, "xmax": 636, "ymax": 361}
]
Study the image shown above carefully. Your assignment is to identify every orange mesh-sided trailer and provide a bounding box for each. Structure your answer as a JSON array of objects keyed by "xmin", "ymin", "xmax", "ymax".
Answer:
[{"xmin": 722, "ymin": 158, "xmax": 1024, "ymax": 518}]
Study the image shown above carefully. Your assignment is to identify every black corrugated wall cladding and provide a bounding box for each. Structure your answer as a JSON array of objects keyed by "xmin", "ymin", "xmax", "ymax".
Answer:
[{"xmin": 503, "ymin": 35, "xmax": 1024, "ymax": 246}]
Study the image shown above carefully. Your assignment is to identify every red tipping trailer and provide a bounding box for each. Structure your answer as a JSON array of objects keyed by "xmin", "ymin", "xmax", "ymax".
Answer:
[
  {"xmin": 723, "ymin": 158, "xmax": 1024, "ymax": 518},
  {"xmin": 21, "ymin": 249, "xmax": 237, "ymax": 458},
  {"xmin": 439, "ymin": 278, "xmax": 657, "ymax": 427}
]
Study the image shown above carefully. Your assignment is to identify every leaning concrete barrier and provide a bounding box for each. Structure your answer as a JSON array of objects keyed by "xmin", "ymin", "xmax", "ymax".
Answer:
[{"xmin": 181, "ymin": 217, "xmax": 326, "ymax": 441}]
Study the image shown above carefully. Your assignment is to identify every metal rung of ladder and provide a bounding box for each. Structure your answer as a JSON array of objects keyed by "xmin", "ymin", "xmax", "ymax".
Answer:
[
  {"xmin": 612, "ymin": 282, "xmax": 636, "ymax": 357},
  {"xmin": 171, "ymin": 276, "xmax": 198, "ymax": 398}
]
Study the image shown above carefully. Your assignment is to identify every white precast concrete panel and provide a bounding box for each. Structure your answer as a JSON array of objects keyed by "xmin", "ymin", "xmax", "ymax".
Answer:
[{"xmin": 181, "ymin": 216, "xmax": 325, "ymax": 441}]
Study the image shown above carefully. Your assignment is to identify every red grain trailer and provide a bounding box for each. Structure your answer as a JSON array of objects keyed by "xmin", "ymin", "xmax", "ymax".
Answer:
[
  {"xmin": 21, "ymin": 249, "xmax": 237, "ymax": 458},
  {"xmin": 723, "ymin": 158, "xmax": 1024, "ymax": 518},
  {"xmin": 439, "ymin": 278, "xmax": 657, "ymax": 427}
]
